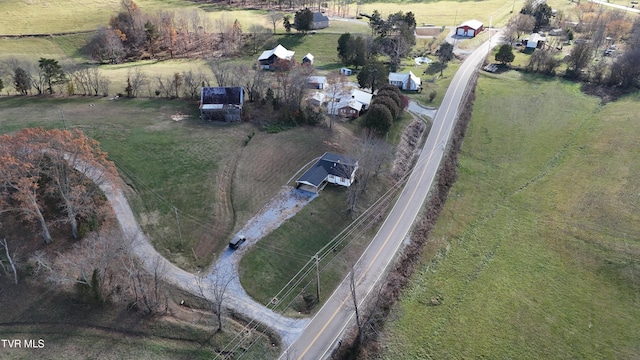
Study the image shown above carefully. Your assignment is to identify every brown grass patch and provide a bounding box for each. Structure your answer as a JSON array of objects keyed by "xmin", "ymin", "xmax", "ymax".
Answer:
[{"xmin": 415, "ymin": 27, "xmax": 444, "ymax": 37}]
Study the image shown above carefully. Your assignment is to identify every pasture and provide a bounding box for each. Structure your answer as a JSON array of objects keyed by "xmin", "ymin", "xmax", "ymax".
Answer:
[{"xmin": 380, "ymin": 71, "xmax": 640, "ymax": 358}]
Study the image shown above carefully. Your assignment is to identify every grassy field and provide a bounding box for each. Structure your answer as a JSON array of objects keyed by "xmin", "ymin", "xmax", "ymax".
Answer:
[
  {"xmin": 380, "ymin": 71, "xmax": 640, "ymax": 358},
  {"xmin": 0, "ymin": 0, "xmax": 278, "ymax": 35}
]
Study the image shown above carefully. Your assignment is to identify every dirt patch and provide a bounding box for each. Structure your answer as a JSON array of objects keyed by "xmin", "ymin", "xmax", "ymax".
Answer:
[
  {"xmin": 580, "ymin": 83, "xmax": 628, "ymax": 104},
  {"xmin": 171, "ymin": 113, "xmax": 191, "ymax": 122},
  {"xmin": 139, "ymin": 211, "xmax": 160, "ymax": 227}
]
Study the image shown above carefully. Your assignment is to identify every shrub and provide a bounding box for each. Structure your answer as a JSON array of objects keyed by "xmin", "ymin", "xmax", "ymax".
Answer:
[{"xmin": 373, "ymin": 95, "xmax": 400, "ymax": 119}]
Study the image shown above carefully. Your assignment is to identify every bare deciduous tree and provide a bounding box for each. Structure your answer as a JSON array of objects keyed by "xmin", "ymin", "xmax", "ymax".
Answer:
[
  {"xmin": 121, "ymin": 234, "xmax": 168, "ymax": 314},
  {"xmin": 248, "ymin": 24, "xmax": 273, "ymax": 55},
  {"xmin": 87, "ymin": 66, "xmax": 110, "ymax": 96},
  {"xmin": 181, "ymin": 69, "xmax": 207, "ymax": 99},
  {"xmin": 0, "ymin": 239, "xmax": 18, "ymax": 285},
  {"xmin": 0, "ymin": 131, "xmax": 52, "ymax": 243},
  {"xmin": 268, "ymin": 11, "xmax": 283, "ymax": 33},
  {"xmin": 325, "ymin": 73, "xmax": 349, "ymax": 130},
  {"xmin": 196, "ymin": 264, "xmax": 234, "ymax": 332},
  {"xmin": 127, "ymin": 67, "xmax": 148, "ymax": 98},
  {"xmin": 208, "ymin": 61, "xmax": 235, "ymax": 87},
  {"xmin": 42, "ymin": 129, "xmax": 118, "ymax": 239}
]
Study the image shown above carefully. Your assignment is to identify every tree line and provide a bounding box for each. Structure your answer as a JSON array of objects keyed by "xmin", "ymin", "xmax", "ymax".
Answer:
[{"xmin": 86, "ymin": 0, "xmax": 276, "ymax": 64}]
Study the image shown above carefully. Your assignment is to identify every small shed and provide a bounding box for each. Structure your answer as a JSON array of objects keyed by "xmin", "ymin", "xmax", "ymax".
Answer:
[
  {"xmin": 307, "ymin": 76, "xmax": 327, "ymax": 89},
  {"xmin": 340, "ymin": 67, "xmax": 352, "ymax": 76},
  {"xmin": 524, "ymin": 33, "xmax": 546, "ymax": 49},
  {"xmin": 307, "ymin": 92, "xmax": 326, "ymax": 106},
  {"xmin": 456, "ymin": 19, "xmax": 484, "ymax": 37},
  {"xmin": 296, "ymin": 152, "xmax": 359, "ymax": 193},
  {"xmin": 302, "ymin": 53, "xmax": 314, "ymax": 65}
]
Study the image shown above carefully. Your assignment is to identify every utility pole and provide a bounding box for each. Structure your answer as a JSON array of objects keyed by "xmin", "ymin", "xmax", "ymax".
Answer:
[
  {"xmin": 314, "ymin": 254, "xmax": 321, "ymax": 302},
  {"xmin": 174, "ymin": 206, "xmax": 183, "ymax": 246}
]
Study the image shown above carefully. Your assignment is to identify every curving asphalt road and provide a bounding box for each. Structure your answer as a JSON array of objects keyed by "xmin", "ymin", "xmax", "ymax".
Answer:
[{"xmin": 280, "ymin": 34, "xmax": 500, "ymax": 360}]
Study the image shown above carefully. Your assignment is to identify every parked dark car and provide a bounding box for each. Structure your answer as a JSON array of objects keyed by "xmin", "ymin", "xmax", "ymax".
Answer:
[{"xmin": 229, "ymin": 235, "xmax": 246, "ymax": 250}]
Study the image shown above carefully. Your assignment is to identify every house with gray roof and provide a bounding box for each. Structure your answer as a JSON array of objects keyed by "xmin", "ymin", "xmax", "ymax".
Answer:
[
  {"xmin": 311, "ymin": 12, "xmax": 330, "ymax": 29},
  {"xmin": 296, "ymin": 152, "xmax": 358, "ymax": 193}
]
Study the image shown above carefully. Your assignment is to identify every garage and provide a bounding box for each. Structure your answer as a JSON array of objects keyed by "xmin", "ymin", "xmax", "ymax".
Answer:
[{"xmin": 456, "ymin": 19, "xmax": 484, "ymax": 38}]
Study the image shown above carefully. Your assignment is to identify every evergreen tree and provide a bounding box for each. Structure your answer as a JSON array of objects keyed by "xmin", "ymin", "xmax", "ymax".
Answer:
[
  {"xmin": 38, "ymin": 58, "xmax": 66, "ymax": 95},
  {"xmin": 357, "ymin": 59, "xmax": 387, "ymax": 93},
  {"xmin": 294, "ymin": 8, "xmax": 314, "ymax": 33},
  {"xmin": 495, "ymin": 44, "xmax": 515, "ymax": 65},
  {"xmin": 283, "ymin": 15, "xmax": 292, "ymax": 33},
  {"xmin": 364, "ymin": 104, "xmax": 393, "ymax": 134},
  {"xmin": 337, "ymin": 33, "xmax": 354, "ymax": 66},
  {"xmin": 13, "ymin": 67, "xmax": 31, "ymax": 95}
]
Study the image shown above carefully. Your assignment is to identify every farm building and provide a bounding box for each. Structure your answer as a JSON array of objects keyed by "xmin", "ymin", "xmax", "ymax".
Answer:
[
  {"xmin": 311, "ymin": 12, "xmax": 330, "ymax": 29},
  {"xmin": 258, "ymin": 44, "xmax": 295, "ymax": 69},
  {"xmin": 200, "ymin": 87, "xmax": 244, "ymax": 122},
  {"xmin": 524, "ymin": 33, "xmax": 546, "ymax": 49},
  {"xmin": 307, "ymin": 75, "xmax": 327, "ymax": 89},
  {"xmin": 456, "ymin": 19, "xmax": 484, "ymax": 37},
  {"xmin": 388, "ymin": 71, "xmax": 422, "ymax": 91},
  {"xmin": 302, "ymin": 53, "xmax": 314, "ymax": 65},
  {"xmin": 350, "ymin": 89, "xmax": 373, "ymax": 110},
  {"xmin": 296, "ymin": 152, "xmax": 359, "ymax": 193},
  {"xmin": 328, "ymin": 98, "xmax": 363, "ymax": 119},
  {"xmin": 340, "ymin": 67, "xmax": 352, "ymax": 76}
]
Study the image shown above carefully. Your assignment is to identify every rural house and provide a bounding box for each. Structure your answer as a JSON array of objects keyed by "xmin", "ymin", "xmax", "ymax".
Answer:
[
  {"xmin": 302, "ymin": 53, "xmax": 314, "ymax": 65},
  {"xmin": 258, "ymin": 44, "xmax": 295, "ymax": 69},
  {"xmin": 388, "ymin": 71, "xmax": 422, "ymax": 91},
  {"xmin": 340, "ymin": 67, "xmax": 352, "ymax": 76},
  {"xmin": 296, "ymin": 152, "xmax": 359, "ymax": 193},
  {"xmin": 350, "ymin": 89, "xmax": 373, "ymax": 110},
  {"xmin": 328, "ymin": 98, "xmax": 363, "ymax": 119},
  {"xmin": 524, "ymin": 33, "xmax": 546, "ymax": 49},
  {"xmin": 307, "ymin": 75, "xmax": 327, "ymax": 89},
  {"xmin": 200, "ymin": 87, "xmax": 243, "ymax": 122},
  {"xmin": 311, "ymin": 12, "xmax": 330, "ymax": 29},
  {"xmin": 456, "ymin": 19, "xmax": 484, "ymax": 37}
]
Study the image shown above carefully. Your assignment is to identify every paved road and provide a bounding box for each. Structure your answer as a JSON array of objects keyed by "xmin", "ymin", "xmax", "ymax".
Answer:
[
  {"xmin": 281, "ymin": 35, "xmax": 498, "ymax": 360},
  {"xmin": 407, "ymin": 99, "xmax": 437, "ymax": 119},
  {"xmin": 91, "ymin": 170, "xmax": 310, "ymax": 346},
  {"xmin": 589, "ymin": 0, "xmax": 640, "ymax": 13}
]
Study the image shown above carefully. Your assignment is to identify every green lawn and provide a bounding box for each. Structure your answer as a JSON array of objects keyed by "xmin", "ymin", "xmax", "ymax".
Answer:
[{"xmin": 381, "ymin": 72, "xmax": 640, "ymax": 358}]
